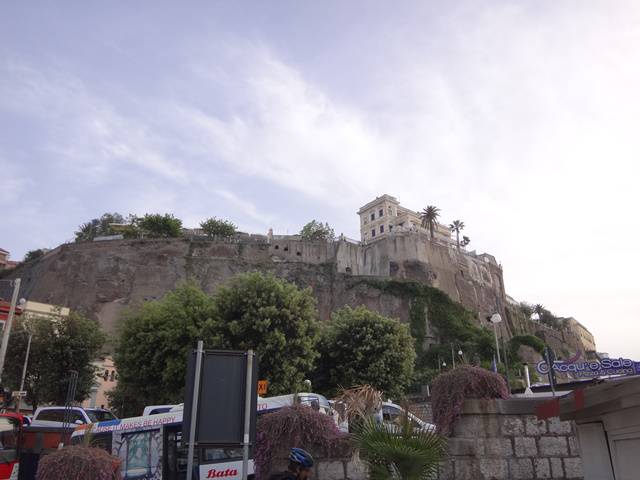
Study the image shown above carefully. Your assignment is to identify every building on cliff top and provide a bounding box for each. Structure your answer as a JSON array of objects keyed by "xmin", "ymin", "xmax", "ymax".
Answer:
[{"xmin": 357, "ymin": 194, "xmax": 453, "ymax": 244}]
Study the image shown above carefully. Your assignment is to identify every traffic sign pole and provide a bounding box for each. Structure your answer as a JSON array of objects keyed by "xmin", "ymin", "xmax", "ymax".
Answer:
[{"xmin": 0, "ymin": 279, "xmax": 21, "ymax": 383}]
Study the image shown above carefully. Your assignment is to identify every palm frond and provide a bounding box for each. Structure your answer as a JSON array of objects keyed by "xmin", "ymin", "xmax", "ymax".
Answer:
[{"xmin": 352, "ymin": 416, "xmax": 447, "ymax": 480}]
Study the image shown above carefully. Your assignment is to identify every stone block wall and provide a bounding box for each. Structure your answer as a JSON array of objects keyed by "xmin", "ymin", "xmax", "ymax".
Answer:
[{"xmin": 440, "ymin": 399, "xmax": 583, "ymax": 480}]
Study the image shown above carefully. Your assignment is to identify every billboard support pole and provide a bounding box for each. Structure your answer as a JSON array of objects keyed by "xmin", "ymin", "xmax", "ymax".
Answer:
[
  {"xmin": 187, "ymin": 340, "xmax": 204, "ymax": 480},
  {"xmin": 242, "ymin": 350, "xmax": 254, "ymax": 480}
]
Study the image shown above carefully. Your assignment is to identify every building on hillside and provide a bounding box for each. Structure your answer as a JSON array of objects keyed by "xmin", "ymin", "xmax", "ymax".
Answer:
[
  {"xmin": 357, "ymin": 195, "xmax": 453, "ymax": 244},
  {"xmin": 83, "ymin": 356, "xmax": 117, "ymax": 410},
  {"xmin": 22, "ymin": 300, "xmax": 70, "ymax": 319},
  {"xmin": 0, "ymin": 249, "xmax": 17, "ymax": 270},
  {"xmin": 563, "ymin": 317, "xmax": 596, "ymax": 353}
]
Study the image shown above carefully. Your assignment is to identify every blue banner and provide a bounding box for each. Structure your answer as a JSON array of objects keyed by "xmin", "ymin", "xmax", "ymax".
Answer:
[{"xmin": 535, "ymin": 357, "xmax": 640, "ymax": 378}]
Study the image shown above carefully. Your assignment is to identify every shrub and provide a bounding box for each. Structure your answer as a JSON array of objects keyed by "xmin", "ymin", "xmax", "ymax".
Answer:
[
  {"xmin": 255, "ymin": 404, "xmax": 348, "ymax": 479},
  {"xmin": 299, "ymin": 220, "xmax": 335, "ymax": 241},
  {"xmin": 200, "ymin": 217, "xmax": 237, "ymax": 237},
  {"xmin": 36, "ymin": 445, "xmax": 121, "ymax": 480},
  {"xmin": 431, "ymin": 365, "xmax": 509, "ymax": 435},
  {"xmin": 352, "ymin": 416, "xmax": 447, "ymax": 480},
  {"xmin": 136, "ymin": 213, "xmax": 182, "ymax": 237}
]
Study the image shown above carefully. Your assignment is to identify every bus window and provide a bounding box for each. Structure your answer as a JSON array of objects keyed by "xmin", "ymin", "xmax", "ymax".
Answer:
[{"xmin": 116, "ymin": 430, "xmax": 162, "ymax": 479}]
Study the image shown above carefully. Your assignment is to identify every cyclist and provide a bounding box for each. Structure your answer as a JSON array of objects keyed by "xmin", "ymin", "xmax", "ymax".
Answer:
[{"xmin": 268, "ymin": 447, "xmax": 314, "ymax": 480}]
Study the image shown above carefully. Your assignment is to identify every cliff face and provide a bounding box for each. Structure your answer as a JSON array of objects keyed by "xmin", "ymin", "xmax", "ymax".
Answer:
[{"xmin": 6, "ymin": 234, "xmax": 510, "ymax": 338}]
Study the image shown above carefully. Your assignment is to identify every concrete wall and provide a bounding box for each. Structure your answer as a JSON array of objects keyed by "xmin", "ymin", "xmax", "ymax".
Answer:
[{"xmin": 441, "ymin": 399, "xmax": 583, "ymax": 480}]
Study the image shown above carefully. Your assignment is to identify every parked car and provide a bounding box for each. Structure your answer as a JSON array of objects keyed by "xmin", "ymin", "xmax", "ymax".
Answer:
[{"xmin": 30, "ymin": 406, "xmax": 116, "ymax": 428}]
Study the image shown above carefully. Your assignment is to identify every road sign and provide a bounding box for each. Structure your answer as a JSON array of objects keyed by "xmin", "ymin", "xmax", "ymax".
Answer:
[
  {"xmin": 257, "ymin": 380, "xmax": 268, "ymax": 395},
  {"xmin": 12, "ymin": 391, "xmax": 26, "ymax": 398}
]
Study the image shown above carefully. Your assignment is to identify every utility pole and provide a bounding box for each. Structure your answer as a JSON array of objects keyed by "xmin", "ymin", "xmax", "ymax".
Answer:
[{"xmin": 0, "ymin": 279, "xmax": 21, "ymax": 383}]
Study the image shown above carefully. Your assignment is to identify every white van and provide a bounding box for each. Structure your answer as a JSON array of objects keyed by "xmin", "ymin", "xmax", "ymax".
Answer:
[
  {"xmin": 31, "ymin": 406, "xmax": 116, "ymax": 427},
  {"xmin": 257, "ymin": 393, "xmax": 332, "ymax": 415},
  {"xmin": 382, "ymin": 402, "xmax": 436, "ymax": 431}
]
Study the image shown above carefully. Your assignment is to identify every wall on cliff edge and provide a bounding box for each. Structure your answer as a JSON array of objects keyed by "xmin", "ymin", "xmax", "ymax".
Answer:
[{"xmin": 5, "ymin": 234, "xmax": 510, "ymax": 340}]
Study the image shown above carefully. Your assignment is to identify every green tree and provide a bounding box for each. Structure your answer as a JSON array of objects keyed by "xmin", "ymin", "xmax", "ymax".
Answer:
[
  {"xmin": 449, "ymin": 220, "xmax": 465, "ymax": 249},
  {"xmin": 24, "ymin": 249, "xmax": 46, "ymax": 262},
  {"xmin": 135, "ymin": 213, "xmax": 183, "ymax": 238},
  {"xmin": 75, "ymin": 213, "xmax": 126, "ymax": 242},
  {"xmin": 420, "ymin": 206, "xmax": 440, "ymax": 239},
  {"xmin": 203, "ymin": 272, "xmax": 320, "ymax": 395},
  {"xmin": 110, "ymin": 283, "xmax": 219, "ymax": 416},
  {"xmin": 299, "ymin": 220, "xmax": 335, "ymax": 241},
  {"xmin": 460, "ymin": 235, "xmax": 471, "ymax": 247},
  {"xmin": 200, "ymin": 217, "xmax": 237, "ymax": 238},
  {"xmin": 4, "ymin": 311, "xmax": 105, "ymax": 410},
  {"xmin": 314, "ymin": 306, "xmax": 415, "ymax": 398}
]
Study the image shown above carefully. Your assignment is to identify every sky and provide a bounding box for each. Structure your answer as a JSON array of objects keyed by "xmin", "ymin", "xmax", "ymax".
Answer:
[{"xmin": 1, "ymin": 1, "xmax": 639, "ymax": 358}]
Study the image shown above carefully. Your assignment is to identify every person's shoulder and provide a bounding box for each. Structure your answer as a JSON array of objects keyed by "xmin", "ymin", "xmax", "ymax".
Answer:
[{"xmin": 268, "ymin": 471, "xmax": 297, "ymax": 480}]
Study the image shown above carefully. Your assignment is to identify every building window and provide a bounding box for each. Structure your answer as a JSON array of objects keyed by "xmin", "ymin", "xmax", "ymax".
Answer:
[
  {"xmin": 371, "ymin": 229, "xmax": 376, "ymax": 237},
  {"xmin": 379, "ymin": 209, "xmax": 384, "ymax": 217},
  {"xmin": 380, "ymin": 225, "xmax": 384, "ymax": 233},
  {"xmin": 370, "ymin": 213, "xmax": 375, "ymax": 221},
  {"xmin": 389, "ymin": 225, "xmax": 393, "ymax": 231}
]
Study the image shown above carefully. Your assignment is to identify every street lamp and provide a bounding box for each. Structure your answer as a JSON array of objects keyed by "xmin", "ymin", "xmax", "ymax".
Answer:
[{"xmin": 489, "ymin": 313, "xmax": 502, "ymax": 364}]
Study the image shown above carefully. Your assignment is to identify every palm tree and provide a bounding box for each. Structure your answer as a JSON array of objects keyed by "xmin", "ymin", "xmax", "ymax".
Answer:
[
  {"xmin": 420, "ymin": 206, "xmax": 440, "ymax": 239},
  {"xmin": 449, "ymin": 220, "xmax": 465, "ymax": 248},
  {"xmin": 533, "ymin": 304, "xmax": 545, "ymax": 321},
  {"xmin": 352, "ymin": 415, "xmax": 447, "ymax": 480}
]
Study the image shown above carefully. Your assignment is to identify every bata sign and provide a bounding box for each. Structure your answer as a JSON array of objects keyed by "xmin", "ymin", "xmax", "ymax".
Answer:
[
  {"xmin": 199, "ymin": 460, "xmax": 254, "ymax": 480},
  {"xmin": 536, "ymin": 357, "xmax": 640, "ymax": 378}
]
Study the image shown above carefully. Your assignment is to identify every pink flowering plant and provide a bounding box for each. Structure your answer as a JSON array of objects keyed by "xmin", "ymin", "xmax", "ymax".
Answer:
[{"xmin": 431, "ymin": 365, "xmax": 509, "ymax": 435}]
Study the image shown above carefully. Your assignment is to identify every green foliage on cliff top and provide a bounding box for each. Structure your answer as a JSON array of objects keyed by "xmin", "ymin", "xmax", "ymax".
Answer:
[
  {"xmin": 299, "ymin": 220, "xmax": 335, "ymax": 241},
  {"xmin": 200, "ymin": 217, "xmax": 237, "ymax": 237}
]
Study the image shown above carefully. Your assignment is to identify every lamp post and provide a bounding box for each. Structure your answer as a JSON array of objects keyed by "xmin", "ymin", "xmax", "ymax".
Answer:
[{"xmin": 490, "ymin": 313, "xmax": 502, "ymax": 364}]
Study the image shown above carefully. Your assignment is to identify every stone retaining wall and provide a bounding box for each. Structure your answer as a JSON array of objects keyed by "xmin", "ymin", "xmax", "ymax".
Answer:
[
  {"xmin": 440, "ymin": 398, "xmax": 583, "ymax": 480},
  {"xmin": 270, "ymin": 456, "xmax": 367, "ymax": 480}
]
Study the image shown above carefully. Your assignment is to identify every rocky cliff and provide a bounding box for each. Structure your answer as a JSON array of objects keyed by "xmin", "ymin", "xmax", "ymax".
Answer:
[{"xmin": 5, "ymin": 233, "xmax": 526, "ymax": 341}]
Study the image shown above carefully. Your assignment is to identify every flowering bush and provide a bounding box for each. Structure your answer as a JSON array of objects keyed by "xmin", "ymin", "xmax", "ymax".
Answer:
[
  {"xmin": 255, "ymin": 404, "xmax": 348, "ymax": 479},
  {"xmin": 431, "ymin": 365, "xmax": 509, "ymax": 435},
  {"xmin": 36, "ymin": 445, "xmax": 121, "ymax": 480}
]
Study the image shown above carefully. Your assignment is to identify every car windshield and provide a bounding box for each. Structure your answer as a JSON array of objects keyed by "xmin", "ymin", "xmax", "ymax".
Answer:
[{"xmin": 86, "ymin": 410, "xmax": 116, "ymax": 422}]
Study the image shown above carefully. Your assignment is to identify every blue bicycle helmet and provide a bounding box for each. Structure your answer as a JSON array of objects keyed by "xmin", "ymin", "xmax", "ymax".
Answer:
[{"xmin": 289, "ymin": 448, "xmax": 314, "ymax": 468}]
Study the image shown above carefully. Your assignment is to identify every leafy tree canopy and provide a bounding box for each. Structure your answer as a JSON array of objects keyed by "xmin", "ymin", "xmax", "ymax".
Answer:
[
  {"xmin": 299, "ymin": 220, "xmax": 335, "ymax": 241},
  {"xmin": 75, "ymin": 213, "xmax": 126, "ymax": 242},
  {"xmin": 135, "ymin": 213, "xmax": 183, "ymax": 238},
  {"xmin": 314, "ymin": 306, "xmax": 415, "ymax": 399},
  {"xmin": 200, "ymin": 217, "xmax": 237, "ymax": 238},
  {"xmin": 110, "ymin": 283, "xmax": 219, "ymax": 416},
  {"xmin": 4, "ymin": 311, "xmax": 105, "ymax": 409},
  {"xmin": 24, "ymin": 249, "xmax": 46, "ymax": 263},
  {"xmin": 203, "ymin": 272, "xmax": 320, "ymax": 395},
  {"xmin": 112, "ymin": 274, "xmax": 319, "ymax": 415}
]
